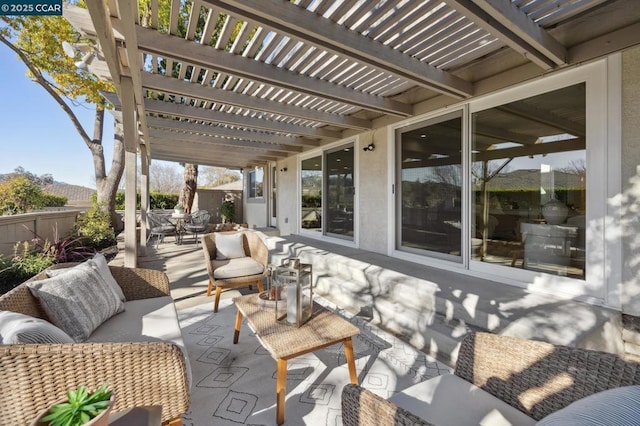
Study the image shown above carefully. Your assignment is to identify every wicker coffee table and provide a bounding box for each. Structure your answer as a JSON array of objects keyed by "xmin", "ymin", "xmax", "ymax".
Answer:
[{"xmin": 233, "ymin": 293, "xmax": 360, "ymax": 425}]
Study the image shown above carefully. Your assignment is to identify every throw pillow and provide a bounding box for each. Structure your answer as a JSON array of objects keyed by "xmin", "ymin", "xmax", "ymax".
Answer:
[
  {"xmin": 0, "ymin": 311, "xmax": 74, "ymax": 344},
  {"xmin": 46, "ymin": 255, "xmax": 126, "ymax": 302},
  {"xmin": 215, "ymin": 233, "xmax": 246, "ymax": 260},
  {"xmin": 89, "ymin": 253, "xmax": 126, "ymax": 302},
  {"xmin": 537, "ymin": 385, "xmax": 640, "ymax": 425},
  {"xmin": 27, "ymin": 265, "xmax": 125, "ymax": 342}
]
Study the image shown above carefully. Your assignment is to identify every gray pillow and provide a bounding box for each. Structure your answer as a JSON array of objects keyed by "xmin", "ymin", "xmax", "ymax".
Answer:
[
  {"xmin": 27, "ymin": 263, "xmax": 124, "ymax": 342},
  {"xmin": 89, "ymin": 253, "xmax": 126, "ymax": 302},
  {"xmin": 537, "ymin": 385, "xmax": 640, "ymax": 425},
  {"xmin": 46, "ymin": 255, "xmax": 125, "ymax": 302},
  {"xmin": 0, "ymin": 311, "xmax": 73, "ymax": 344},
  {"xmin": 215, "ymin": 233, "xmax": 246, "ymax": 260}
]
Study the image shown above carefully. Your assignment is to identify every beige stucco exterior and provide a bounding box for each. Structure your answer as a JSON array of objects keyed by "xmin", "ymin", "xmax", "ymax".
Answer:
[
  {"xmin": 263, "ymin": 47, "xmax": 640, "ymax": 318},
  {"xmin": 621, "ymin": 46, "xmax": 640, "ymax": 316}
]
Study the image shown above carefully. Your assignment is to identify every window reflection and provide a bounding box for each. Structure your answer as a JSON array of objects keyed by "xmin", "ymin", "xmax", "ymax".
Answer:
[
  {"xmin": 472, "ymin": 83, "xmax": 586, "ymax": 279},
  {"xmin": 326, "ymin": 146, "xmax": 354, "ymax": 238},
  {"xmin": 301, "ymin": 156, "xmax": 322, "ymax": 232},
  {"xmin": 398, "ymin": 112, "xmax": 463, "ymax": 258}
]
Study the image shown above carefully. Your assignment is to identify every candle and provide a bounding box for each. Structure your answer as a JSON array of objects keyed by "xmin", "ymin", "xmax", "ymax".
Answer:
[{"xmin": 286, "ymin": 284, "xmax": 297, "ymax": 323}]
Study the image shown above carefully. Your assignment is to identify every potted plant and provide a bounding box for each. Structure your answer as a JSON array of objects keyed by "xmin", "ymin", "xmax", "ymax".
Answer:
[
  {"xmin": 220, "ymin": 200, "xmax": 235, "ymax": 223},
  {"xmin": 174, "ymin": 203, "xmax": 184, "ymax": 214},
  {"xmin": 30, "ymin": 384, "xmax": 115, "ymax": 426}
]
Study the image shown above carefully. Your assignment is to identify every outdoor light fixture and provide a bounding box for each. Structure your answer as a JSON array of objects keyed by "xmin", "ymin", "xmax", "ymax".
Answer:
[
  {"xmin": 363, "ymin": 143, "xmax": 375, "ymax": 152},
  {"xmin": 280, "ymin": 167, "xmax": 288, "ymax": 172},
  {"xmin": 61, "ymin": 41, "xmax": 95, "ymax": 70}
]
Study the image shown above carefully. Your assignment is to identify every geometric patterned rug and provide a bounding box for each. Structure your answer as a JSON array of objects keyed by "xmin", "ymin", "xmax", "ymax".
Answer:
[{"xmin": 177, "ymin": 294, "xmax": 452, "ymax": 425}]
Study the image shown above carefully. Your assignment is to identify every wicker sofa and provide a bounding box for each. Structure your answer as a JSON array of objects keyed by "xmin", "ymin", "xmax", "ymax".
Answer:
[
  {"xmin": 343, "ymin": 332, "xmax": 640, "ymax": 425},
  {"xmin": 0, "ymin": 264, "xmax": 190, "ymax": 425}
]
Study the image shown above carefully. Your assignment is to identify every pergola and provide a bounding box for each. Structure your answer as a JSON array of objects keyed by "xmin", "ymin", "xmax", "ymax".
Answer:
[{"xmin": 64, "ymin": 0, "xmax": 640, "ymax": 266}]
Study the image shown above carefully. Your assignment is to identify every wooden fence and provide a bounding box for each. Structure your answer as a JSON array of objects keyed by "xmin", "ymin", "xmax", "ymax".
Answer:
[{"xmin": 0, "ymin": 210, "xmax": 80, "ymax": 257}]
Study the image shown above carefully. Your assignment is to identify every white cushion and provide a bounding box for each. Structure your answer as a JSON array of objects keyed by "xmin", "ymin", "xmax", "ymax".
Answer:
[
  {"xmin": 86, "ymin": 296, "xmax": 191, "ymax": 387},
  {"xmin": 212, "ymin": 257, "xmax": 264, "ymax": 279},
  {"xmin": 0, "ymin": 311, "xmax": 73, "ymax": 344},
  {"xmin": 537, "ymin": 386, "xmax": 640, "ymax": 425},
  {"xmin": 215, "ymin": 233, "xmax": 246, "ymax": 260},
  {"xmin": 27, "ymin": 264, "xmax": 124, "ymax": 343},
  {"xmin": 389, "ymin": 374, "xmax": 536, "ymax": 426}
]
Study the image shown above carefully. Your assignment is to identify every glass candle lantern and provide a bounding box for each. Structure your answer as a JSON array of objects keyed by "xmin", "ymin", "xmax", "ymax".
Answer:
[{"xmin": 273, "ymin": 258, "xmax": 313, "ymax": 327}]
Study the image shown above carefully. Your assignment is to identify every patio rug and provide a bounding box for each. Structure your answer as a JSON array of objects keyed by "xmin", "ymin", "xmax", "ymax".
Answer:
[{"xmin": 178, "ymin": 295, "xmax": 452, "ymax": 425}]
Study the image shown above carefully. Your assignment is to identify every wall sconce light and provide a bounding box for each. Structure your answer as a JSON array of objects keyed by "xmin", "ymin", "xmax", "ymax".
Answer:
[
  {"xmin": 61, "ymin": 41, "xmax": 95, "ymax": 70},
  {"xmin": 280, "ymin": 167, "xmax": 288, "ymax": 172},
  {"xmin": 363, "ymin": 143, "xmax": 375, "ymax": 152}
]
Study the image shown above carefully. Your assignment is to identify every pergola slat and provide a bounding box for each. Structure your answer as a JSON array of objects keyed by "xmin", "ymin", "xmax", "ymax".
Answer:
[
  {"xmin": 132, "ymin": 25, "xmax": 413, "ymax": 117},
  {"xmin": 202, "ymin": 0, "xmax": 473, "ymax": 98},
  {"xmin": 144, "ymin": 98, "xmax": 341, "ymax": 140},
  {"xmin": 146, "ymin": 116, "xmax": 317, "ymax": 147}
]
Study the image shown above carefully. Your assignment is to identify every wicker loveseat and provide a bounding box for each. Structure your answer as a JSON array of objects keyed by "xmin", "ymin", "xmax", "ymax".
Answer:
[
  {"xmin": 343, "ymin": 332, "xmax": 640, "ymax": 425},
  {"xmin": 0, "ymin": 264, "xmax": 190, "ymax": 425}
]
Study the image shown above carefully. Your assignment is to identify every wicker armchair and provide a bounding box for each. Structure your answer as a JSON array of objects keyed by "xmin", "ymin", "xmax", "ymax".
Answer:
[
  {"xmin": 201, "ymin": 231, "xmax": 267, "ymax": 312},
  {"xmin": 342, "ymin": 332, "xmax": 640, "ymax": 426},
  {"xmin": 0, "ymin": 265, "xmax": 190, "ymax": 425}
]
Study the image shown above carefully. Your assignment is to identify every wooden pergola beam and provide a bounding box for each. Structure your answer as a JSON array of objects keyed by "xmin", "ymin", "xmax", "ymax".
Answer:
[
  {"xmin": 149, "ymin": 128, "xmax": 298, "ymax": 154},
  {"xmin": 151, "ymin": 139, "xmax": 284, "ymax": 161},
  {"xmin": 442, "ymin": 0, "xmax": 565, "ymax": 70},
  {"xmin": 144, "ymin": 98, "xmax": 341, "ymax": 140},
  {"xmin": 146, "ymin": 116, "xmax": 318, "ymax": 147},
  {"xmin": 142, "ymin": 73, "xmax": 372, "ymax": 130},
  {"xmin": 203, "ymin": 0, "xmax": 473, "ymax": 98},
  {"xmin": 131, "ymin": 25, "xmax": 413, "ymax": 117}
]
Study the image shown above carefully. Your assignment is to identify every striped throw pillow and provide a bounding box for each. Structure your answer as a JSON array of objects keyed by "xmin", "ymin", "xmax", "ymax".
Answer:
[
  {"xmin": 27, "ymin": 263, "xmax": 124, "ymax": 342},
  {"xmin": 0, "ymin": 311, "xmax": 73, "ymax": 344},
  {"xmin": 537, "ymin": 385, "xmax": 640, "ymax": 425}
]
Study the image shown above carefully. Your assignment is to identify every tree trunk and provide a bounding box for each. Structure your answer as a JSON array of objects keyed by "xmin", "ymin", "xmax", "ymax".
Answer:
[
  {"xmin": 180, "ymin": 163, "xmax": 198, "ymax": 214},
  {"xmin": 95, "ymin": 120, "xmax": 125, "ymax": 232}
]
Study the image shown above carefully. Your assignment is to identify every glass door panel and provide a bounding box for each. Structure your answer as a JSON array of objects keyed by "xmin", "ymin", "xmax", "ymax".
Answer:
[
  {"xmin": 325, "ymin": 145, "xmax": 354, "ymax": 238},
  {"xmin": 301, "ymin": 156, "xmax": 322, "ymax": 233},
  {"xmin": 471, "ymin": 83, "xmax": 586, "ymax": 279},
  {"xmin": 397, "ymin": 111, "xmax": 463, "ymax": 259}
]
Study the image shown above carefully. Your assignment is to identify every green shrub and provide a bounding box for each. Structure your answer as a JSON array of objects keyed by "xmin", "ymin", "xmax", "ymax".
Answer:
[
  {"xmin": 41, "ymin": 193, "xmax": 67, "ymax": 207},
  {"xmin": 0, "ymin": 176, "xmax": 44, "ymax": 215},
  {"xmin": 104, "ymin": 192, "xmax": 179, "ymax": 210},
  {"xmin": 76, "ymin": 202, "xmax": 116, "ymax": 248},
  {"xmin": 220, "ymin": 200, "xmax": 235, "ymax": 223},
  {"xmin": 0, "ymin": 241, "xmax": 55, "ymax": 293}
]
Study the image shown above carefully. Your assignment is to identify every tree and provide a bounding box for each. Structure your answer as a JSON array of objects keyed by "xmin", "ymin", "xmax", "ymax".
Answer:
[
  {"xmin": 0, "ymin": 176, "xmax": 43, "ymax": 214},
  {"xmin": 179, "ymin": 164, "xmax": 198, "ymax": 214},
  {"xmin": 12, "ymin": 166, "xmax": 54, "ymax": 186},
  {"xmin": 0, "ymin": 13, "xmax": 124, "ymax": 230},
  {"xmin": 200, "ymin": 166, "xmax": 241, "ymax": 188},
  {"xmin": 150, "ymin": 162, "xmax": 182, "ymax": 193}
]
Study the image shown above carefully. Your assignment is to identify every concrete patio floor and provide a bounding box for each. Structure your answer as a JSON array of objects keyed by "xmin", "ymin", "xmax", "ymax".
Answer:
[{"xmin": 109, "ymin": 234, "xmax": 221, "ymax": 312}]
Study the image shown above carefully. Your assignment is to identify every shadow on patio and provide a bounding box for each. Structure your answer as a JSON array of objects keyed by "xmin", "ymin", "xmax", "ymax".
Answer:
[{"xmin": 108, "ymin": 233, "xmax": 451, "ymax": 425}]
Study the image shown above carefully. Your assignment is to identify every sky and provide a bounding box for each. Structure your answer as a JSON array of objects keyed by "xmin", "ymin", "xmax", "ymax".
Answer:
[{"xmin": 0, "ymin": 46, "xmax": 116, "ymax": 189}]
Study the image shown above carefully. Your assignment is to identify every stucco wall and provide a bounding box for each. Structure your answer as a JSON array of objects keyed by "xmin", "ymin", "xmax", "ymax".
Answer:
[
  {"xmin": 621, "ymin": 45, "xmax": 640, "ymax": 316},
  {"xmin": 357, "ymin": 130, "xmax": 389, "ymax": 253},
  {"xmin": 275, "ymin": 157, "xmax": 298, "ymax": 236}
]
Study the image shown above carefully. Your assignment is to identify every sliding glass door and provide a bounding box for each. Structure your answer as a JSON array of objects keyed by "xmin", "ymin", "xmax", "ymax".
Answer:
[
  {"xmin": 325, "ymin": 145, "xmax": 354, "ymax": 238},
  {"xmin": 301, "ymin": 156, "xmax": 322, "ymax": 233},
  {"xmin": 396, "ymin": 111, "xmax": 463, "ymax": 260}
]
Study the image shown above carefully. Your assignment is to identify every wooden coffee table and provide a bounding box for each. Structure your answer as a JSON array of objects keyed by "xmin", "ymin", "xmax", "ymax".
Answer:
[{"xmin": 233, "ymin": 293, "xmax": 360, "ymax": 425}]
